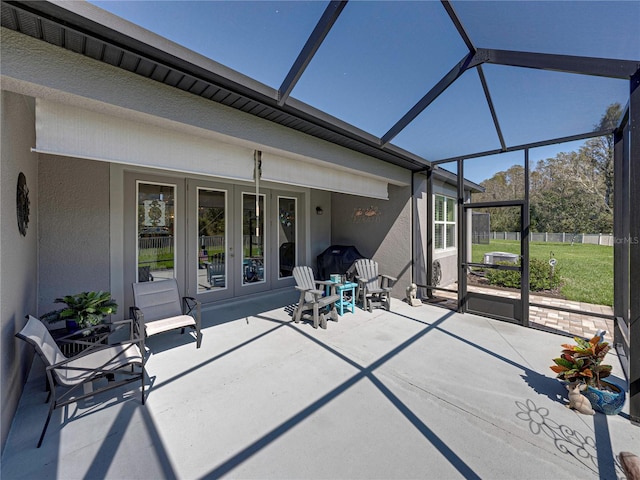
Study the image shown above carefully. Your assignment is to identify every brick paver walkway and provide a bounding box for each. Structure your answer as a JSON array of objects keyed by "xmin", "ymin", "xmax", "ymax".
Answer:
[{"xmin": 432, "ymin": 284, "xmax": 614, "ymax": 339}]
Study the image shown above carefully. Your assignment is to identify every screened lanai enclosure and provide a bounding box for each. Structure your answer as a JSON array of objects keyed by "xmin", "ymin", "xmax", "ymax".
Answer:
[{"xmin": 2, "ymin": 0, "xmax": 639, "ymax": 424}]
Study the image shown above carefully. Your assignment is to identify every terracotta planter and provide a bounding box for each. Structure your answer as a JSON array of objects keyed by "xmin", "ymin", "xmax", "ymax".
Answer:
[{"xmin": 584, "ymin": 380, "xmax": 626, "ymax": 415}]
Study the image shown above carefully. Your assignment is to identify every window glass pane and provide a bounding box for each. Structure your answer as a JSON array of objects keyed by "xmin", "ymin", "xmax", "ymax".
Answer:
[
  {"xmin": 446, "ymin": 198, "xmax": 456, "ymax": 222},
  {"xmin": 137, "ymin": 182, "xmax": 175, "ymax": 282},
  {"xmin": 446, "ymin": 224, "xmax": 456, "ymax": 249},
  {"xmin": 198, "ymin": 189, "xmax": 226, "ymax": 292},
  {"xmin": 435, "ymin": 224, "xmax": 444, "ymax": 250},
  {"xmin": 243, "ymin": 193, "xmax": 265, "ymax": 284},
  {"xmin": 278, "ymin": 197, "xmax": 296, "ymax": 278},
  {"xmin": 435, "ymin": 195, "xmax": 444, "ymax": 222}
]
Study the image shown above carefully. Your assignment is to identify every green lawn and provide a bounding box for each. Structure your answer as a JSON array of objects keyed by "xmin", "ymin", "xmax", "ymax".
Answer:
[{"xmin": 471, "ymin": 240, "xmax": 613, "ymax": 306}]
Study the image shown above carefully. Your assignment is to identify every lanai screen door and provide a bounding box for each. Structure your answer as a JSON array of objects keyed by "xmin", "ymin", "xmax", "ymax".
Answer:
[
  {"xmin": 423, "ymin": 156, "xmax": 530, "ymax": 326},
  {"xmin": 462, "ymin": 202, "xmax": 528, "ymax": 325},
  {"xmin": 458, "ymin": 157, "xmax": 530, "ymax": 326}
]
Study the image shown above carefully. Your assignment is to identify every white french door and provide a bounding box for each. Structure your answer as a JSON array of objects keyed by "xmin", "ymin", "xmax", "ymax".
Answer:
[
  {"xmin": 126, "ymin": 173, "xmax": 304, "ymax": 307},
  {"xmin": 188, "ymin": 179, "xmax": 236, "ymax": 302},
  {"xmin": 234, "ymin": 189, "xmax": 270, "ymax": 296},
  {"xmin": 124, "ymin": 172, "xmax": 186, "ymax": 312}
]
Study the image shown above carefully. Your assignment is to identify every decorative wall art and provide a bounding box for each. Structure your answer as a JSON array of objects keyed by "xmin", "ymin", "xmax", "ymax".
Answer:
[
  {"xmin": 16, "ymin": 172, "xmax": 30, "ymax": 236},
  {"xmin": 352, "ymin": 205, "xmax": 381, "ymax": 223},
  {"xmin": 279, "ymin": 208, "xmax": 295, "ymax": 227},
  {"xmin": 143, "ymin": 199, "xmax": 166, "ymax": 227}
]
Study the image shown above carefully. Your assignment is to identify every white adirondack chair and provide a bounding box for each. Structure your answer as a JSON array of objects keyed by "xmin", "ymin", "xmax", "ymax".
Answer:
[
  {"xmin": 354, "ymin": 259, "xmax": 397, "ymax": 312},
  {"xmin": 292, "ymin": 266, "xmax": 340, "ymax": 329}
]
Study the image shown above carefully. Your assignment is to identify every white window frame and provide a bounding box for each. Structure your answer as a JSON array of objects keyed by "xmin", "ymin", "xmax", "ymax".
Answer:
[{"xmin": 434, "ymin": 194, "xmax": 456, "ymax": 251}]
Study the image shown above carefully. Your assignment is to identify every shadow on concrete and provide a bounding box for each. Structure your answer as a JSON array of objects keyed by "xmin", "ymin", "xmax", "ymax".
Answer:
[
  {"xmin": 514, "ymin": 397, "xmax": 624, "ymax": 477},
  {"xmin": 193, "ymin": 308, "xmax": 483, "ymax": 479}
]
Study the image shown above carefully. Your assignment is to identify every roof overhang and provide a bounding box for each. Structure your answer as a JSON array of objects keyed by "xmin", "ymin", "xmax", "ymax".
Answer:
[
  {"xmin": 1, "ymin": 0, "xmax": 431, "ymax": 172},
  {"xmin": 431, "ymin": 167, "xmax": 484, "ymax": 194}
]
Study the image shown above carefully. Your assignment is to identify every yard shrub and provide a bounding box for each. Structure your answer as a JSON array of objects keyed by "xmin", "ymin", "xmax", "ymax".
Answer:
[
  {"xmin": 485, "ymin": 262, "xmax": 520, "ymax": 288},
  {"xmin": 529, "ymin": 257, "xmax": 561, "ymax": 291},
  {"xmin": 485, "ymin": 258, "xmax": 561, "ymax": 291}
]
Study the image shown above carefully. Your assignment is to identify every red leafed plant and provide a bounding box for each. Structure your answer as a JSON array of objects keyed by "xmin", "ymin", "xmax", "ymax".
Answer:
[{"xmin": 550, "ymin": 334, "xmax": 612, "ymax": 390}]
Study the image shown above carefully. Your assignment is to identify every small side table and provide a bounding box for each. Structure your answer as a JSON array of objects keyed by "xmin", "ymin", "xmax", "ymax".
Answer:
[{"xmin": 335, "ymin": 282, "xmax": 357, "ymax": 315}]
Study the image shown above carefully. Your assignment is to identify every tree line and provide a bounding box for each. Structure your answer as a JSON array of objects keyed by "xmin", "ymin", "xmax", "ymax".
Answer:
[{"xmin": 472, "ymin": 103, "xmax": 620, "ymax": 234}]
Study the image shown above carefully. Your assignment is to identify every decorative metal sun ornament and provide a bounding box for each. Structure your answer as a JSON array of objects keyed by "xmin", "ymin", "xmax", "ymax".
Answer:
[{"xmin": 16, "ymin": 172, "xmax": 30, "ymax": 236}]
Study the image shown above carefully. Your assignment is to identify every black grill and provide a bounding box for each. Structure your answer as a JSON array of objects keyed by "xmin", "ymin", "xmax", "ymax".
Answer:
[{"xmin": 316, "ymin": 245, "xmax": 365, "ymax": 281}]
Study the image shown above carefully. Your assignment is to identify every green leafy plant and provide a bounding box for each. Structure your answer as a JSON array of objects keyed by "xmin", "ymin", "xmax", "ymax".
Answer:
[
  {"xmin": 529, "ymin": 257, "xmax": 562, "ymax": 290},
  {"xmin": 41, "ymin": 291, "xmax": 118, "ymax": 330},
  {"xmin": 485, "ymin": 261, "xmax": 521, "ymax": 288},
  {"xmin": 485, "ymin": 258, "xmax": 561, "ymax": 291},
  {"xmin": 550, "ymin": 334, "xmax": 612, "ymax": 389}
]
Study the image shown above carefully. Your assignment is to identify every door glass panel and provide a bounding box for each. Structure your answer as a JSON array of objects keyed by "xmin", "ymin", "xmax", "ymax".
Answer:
[
  {"xmin": 198, "ymin": 188, "xmax": 226, "ymax": 293},
  {"xmin": 278, "ymin": 197, "xmax": 297, "ymax": 278},
  {"xmin": 137, "ymin": 182, "xmax": 175, "ymax": 282},
  {"xmin": 469, "ymin": 206, "xmax": 522, "ymax": 301},
  {"xmin": 242, "ymin": 193, "xmax": 265, "ymax": 284}
]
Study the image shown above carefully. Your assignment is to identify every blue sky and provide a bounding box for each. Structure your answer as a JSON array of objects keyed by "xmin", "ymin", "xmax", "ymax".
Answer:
[{"xmin": 89, "ymin": 1, "xmax": 639, "ymax": 184}]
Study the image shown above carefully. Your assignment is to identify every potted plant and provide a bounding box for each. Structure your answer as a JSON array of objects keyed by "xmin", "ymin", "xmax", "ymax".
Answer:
[
  {"xmin": 550, "ymin": 333, "xmax": 626, "ymax": 415},
  {"xmin": 41, "ymin": 291, "xmax": 118, "ymax": 334}
]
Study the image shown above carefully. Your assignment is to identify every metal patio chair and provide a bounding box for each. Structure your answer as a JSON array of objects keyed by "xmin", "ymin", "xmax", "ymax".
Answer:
[
  {"xmin": 131, "ymin": 278, "xmax": 202, "ymax": 349},
  {"xmin": 15, "ymin": 315, "xmax": 145, "ymax": 448},
  {"xmin": 292, "ymin": 266, "xmax": 340, "ymax": 329},
  {"xmin": 354, "ymin": 259, "xmax": 397, "ymax": 312}
]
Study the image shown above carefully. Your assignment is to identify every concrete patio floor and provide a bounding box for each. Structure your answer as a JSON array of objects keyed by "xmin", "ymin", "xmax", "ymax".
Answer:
[{"xmin": 2, "ymin": 290, "xmax": 638, "ymax": 479}]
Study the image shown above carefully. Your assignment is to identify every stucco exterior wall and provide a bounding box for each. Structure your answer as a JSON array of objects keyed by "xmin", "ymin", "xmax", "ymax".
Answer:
[
  {"xmin": 309, "ymin": 189, "xmax": 332, "ymax": 266},
  {"xmin": 38, "ymin": 156, "xmax": 111, "ymax": 314},
  {"xmin": 330, "ymin": 183, "xmax": 412, "ymax": 299},
  {"xmin": 433, "ymin": 253, "xmax": 458, "ymax": 290},
  {"xmin": 0, "ymin": 91, "xmax": 38, "ymax": 452}
]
